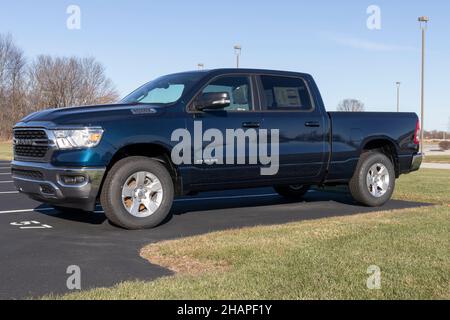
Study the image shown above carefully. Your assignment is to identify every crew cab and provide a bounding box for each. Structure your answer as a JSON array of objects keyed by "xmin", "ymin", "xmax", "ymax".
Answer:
[{"xmin": 12, "ymin": 69, "xmax": 422, "ymax": 229}]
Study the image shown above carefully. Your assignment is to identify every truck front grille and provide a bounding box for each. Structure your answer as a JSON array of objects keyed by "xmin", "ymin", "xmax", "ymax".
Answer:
[{"xmin": 13, "ymin": 129, "xmax": 49, "ymax": 159}]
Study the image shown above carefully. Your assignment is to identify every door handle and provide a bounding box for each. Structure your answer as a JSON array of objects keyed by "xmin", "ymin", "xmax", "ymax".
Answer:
[
  {"xmin": 304, "ymin": 121, "xmax": 320, "ymax": 127},
  {"xmin": 242, "ymin": 122, "xmax": 260, "ymax": 128}
]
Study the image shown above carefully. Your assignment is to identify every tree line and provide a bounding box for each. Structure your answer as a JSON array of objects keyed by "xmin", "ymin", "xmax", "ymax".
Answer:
[{"xmin": 0, "ymin": 33, "xmax": 119, "ymax": 140}]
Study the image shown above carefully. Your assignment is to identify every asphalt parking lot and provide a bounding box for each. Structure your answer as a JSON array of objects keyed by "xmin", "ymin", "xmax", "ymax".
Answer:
[{"xmin": 0, "ymin": 160, "xmax": 429, "ymax": 299}]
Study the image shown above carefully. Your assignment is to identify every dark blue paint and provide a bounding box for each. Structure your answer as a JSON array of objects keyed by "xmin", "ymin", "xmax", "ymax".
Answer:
[{"xmin": 15, "ymin": 68, "xmax": 420, "ymax": 195}]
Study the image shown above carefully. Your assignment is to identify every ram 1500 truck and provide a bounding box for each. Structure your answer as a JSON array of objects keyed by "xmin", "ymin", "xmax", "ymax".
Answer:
[{"xmin": 12, "ymin": 69, "xmax": 422, "ymax": 229}]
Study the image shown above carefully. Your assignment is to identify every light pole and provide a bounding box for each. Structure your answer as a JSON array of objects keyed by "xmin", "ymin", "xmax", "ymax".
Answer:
[
  {"xmin": 396, "ymin": 82, "xmax": 401, "ymax": 112},
  {"xmin": 197, "ymin": 63, "xmax": 204, "ymax": 70},
  {"xmin": 418, "ymin": 16, "xmax": 429, "ymax": 154},
  {"xmin": 234, "ymin": 44, "xmax": 242, "ymax": 68}
]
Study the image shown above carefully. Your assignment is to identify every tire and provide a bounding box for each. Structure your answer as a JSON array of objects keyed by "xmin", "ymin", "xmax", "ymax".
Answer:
[
  {"xmin": 274, "ymin": 184, "xmax": 310, "ymax": 199},
  {"xmin": 100, "ymin": 156, "xmax": 174, "ymax": 229},
  {"xmin": 348, "ymin": 151, "xmax": 395, "ymax": 207}
]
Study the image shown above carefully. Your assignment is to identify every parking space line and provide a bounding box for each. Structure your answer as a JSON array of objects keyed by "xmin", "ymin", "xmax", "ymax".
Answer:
[
  {"xmin": 0, "ymin": 208, "xmax": 104, "ymax": 215},
  {"xmin": 0, "ymin": 181, "xmax": 13, "ymax": 184},
  {"xmin": 0, "ymin": 173, "xmax": 11, "ymax": 175},
  {"xmin": 0, "ymin": 191, "xmax": 19, "ymax": 194},
  {"xmin": 0, "ymin": 208, "xmax": 54, "ymax": 214}
]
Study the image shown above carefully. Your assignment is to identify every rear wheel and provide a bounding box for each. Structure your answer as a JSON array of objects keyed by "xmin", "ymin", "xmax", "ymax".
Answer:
[
  {"xmin": 348, "ymin": 151, "xmax": 395, "ymax": 207},
  {"xmin": 274, "ymin": 184, "xmax": 310, "ymax": 199},
  {"xmin": 100, "ymin": 156, "xmax": 174, "ymax": 229}
]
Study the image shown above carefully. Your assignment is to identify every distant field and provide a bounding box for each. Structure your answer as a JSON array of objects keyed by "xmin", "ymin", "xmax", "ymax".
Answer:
[
  {"xmin": 0, "ymin": 141, "xmax": 12, "ymax": 161},
  {"xmin": 424, "ymin": 155, "xmax": 450, "ymax": 163}
]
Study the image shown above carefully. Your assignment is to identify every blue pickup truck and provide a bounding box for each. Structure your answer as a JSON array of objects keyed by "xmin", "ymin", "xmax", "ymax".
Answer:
[{"xmin": 12, "ymin": 69, "xmax": 422, "ymax": 229}]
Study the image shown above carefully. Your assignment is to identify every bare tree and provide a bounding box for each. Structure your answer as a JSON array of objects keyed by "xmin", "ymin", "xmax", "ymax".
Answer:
[
  {"xmin": 0, "ymin": 32, "xmax": 120, "ymax": 140},
  {"xmin": 28, "ymin": 55, "xmax": 119, "ymax": 109},
  {"xmin": 337, "ymin": 99, "xmax": 365, "ymax": 112},
  {"xmin": 0, "ymin": 34, "xmax": 27, "ymax": 140}
]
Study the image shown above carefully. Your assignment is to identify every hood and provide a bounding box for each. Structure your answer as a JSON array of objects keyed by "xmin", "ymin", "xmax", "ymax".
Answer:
[{"xmin": 17, "ymin": 103, "xmax": 165, "ymax": 127}]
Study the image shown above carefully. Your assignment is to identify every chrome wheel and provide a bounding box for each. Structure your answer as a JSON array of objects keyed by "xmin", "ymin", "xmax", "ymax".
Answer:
[
  {"xmin": 366, "ymin": 163, "xmax": 390, "ymax": 198},
  {"xmin": 121, "ymin": 171, "xmax": 163, "ymax": 218}
]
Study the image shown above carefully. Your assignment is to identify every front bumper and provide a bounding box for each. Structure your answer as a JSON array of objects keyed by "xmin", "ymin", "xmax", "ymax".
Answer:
[
  {"xmin": 410, "ymin": 153, "xmax": 423, "ymax": 172},
  {"xmin": 11, "ymin": 161, "xmax": 106, "ymax": 211}
]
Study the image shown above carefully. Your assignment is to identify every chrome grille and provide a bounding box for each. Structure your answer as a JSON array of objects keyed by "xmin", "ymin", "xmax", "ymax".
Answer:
[{"xmin": 13, "ymin": 129, "xmax": 49, "ymax": 159}]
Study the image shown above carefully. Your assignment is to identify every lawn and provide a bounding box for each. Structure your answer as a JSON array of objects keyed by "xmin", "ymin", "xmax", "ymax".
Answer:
[
  {"xmin": 0, "ymin": 141, "xmax": 12, "ymax": 161},
  {"xmin": 424, "ymin": 155, "xmax": 450, "ymax": 163},
  {"xmin": 53, "ymin": 169, "xmax": 450, "ymax": 300}
]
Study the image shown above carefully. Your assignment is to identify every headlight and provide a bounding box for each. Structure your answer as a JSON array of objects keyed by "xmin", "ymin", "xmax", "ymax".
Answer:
[{"xmin": 53, "ymin": 128, "xmax": 104, "ymax": 149}]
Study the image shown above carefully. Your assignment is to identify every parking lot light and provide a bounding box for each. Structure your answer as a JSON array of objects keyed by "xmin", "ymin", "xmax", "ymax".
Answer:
[
  {"xmin": 418, "ymin": 16, "xmax": 429, "ymax": 154},
  {"xmin": 234, "ymin": 44, "xmax": 242, "ymax": 68}
]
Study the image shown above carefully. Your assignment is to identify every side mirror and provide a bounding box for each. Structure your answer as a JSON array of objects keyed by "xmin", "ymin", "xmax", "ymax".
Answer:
[{"xmin": 195, "ymin": 92, "xmax": 230, "ymax": 111}]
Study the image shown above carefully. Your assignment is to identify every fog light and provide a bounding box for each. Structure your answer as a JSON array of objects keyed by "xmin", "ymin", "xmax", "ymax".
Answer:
[
  {"xmin": 61, "ymin": 175, "xmax": 86, "ymax": 185},
  {"xmin": 40, "ymin": 184, "xmax": 56, "ymax": 195}
]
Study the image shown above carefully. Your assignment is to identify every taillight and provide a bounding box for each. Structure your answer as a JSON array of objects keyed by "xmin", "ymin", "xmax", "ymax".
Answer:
[{"xmin": 414, "ymin": 120, "xmax": 420, "ymax": 145}]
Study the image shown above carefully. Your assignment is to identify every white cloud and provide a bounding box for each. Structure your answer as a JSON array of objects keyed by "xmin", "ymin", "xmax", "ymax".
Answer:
[{"xmin": 330, "ymin": 34, "xmax": 415, "ymax": 52}]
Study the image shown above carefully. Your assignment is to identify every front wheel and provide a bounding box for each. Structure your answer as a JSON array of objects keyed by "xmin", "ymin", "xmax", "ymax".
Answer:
[
  {"xmin": 348, "ymin": 151, "xmax": 395, "ymax": 207},
  {"xmin": 100, "ymin": 157, "xmax": 174, "ymax": 229}
]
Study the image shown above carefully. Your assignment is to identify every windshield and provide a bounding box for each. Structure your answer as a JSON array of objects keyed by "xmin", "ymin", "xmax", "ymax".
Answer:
[{"xmin": 121, "ymin": 73, "xmax": 204, "ymax": 105}]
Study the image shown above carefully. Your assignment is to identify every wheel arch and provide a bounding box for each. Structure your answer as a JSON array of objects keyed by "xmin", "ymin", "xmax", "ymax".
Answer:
[
  {"xmin": 360, "ymin": 137, "xmax": 400, "ymax": 177},
  {"xmin": 98, "ymin": 143, "xmax": 182, "ymax": 198}
]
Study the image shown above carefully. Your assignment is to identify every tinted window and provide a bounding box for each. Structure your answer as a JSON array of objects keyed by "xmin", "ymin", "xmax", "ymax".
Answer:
[
  {"xmin": 201, "ymin": 76, "xmax": 253, "ymax": 111},
  {"xmin": 260, "ymin": 75, "xmax": 313, "ymax": 111}
]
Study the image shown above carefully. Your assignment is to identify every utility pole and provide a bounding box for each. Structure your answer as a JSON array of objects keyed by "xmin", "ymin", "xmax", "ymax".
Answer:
[
  {"xmin": 396, "ymin": 82, "xmax": 401, "ymax": 112},
  {"xmin": 234, "ymin": 45, "xmax": 242, "ymax": 68},
  {"xmin": 418, "ymin": 16, "xmax": 429, "ymax": 154}
]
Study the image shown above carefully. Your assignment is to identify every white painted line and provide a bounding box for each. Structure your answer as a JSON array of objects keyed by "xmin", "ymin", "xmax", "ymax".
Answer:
[
  {"xmin": 174, "ymin": 193, "xmax": 279, "ymax": 202},
  {"xmin": 20, "ymin": 225, "xmax": 53, "ymax": 229},
  {"xmin": 0, "ymin": 173, "xmax": 11, "ymax": 175},
  {"xmin": 0, "ymin": 191, "xmax": 19, "ymax": 194},
  {"xmin": 0, "ymin": 193, "xmax": 290, "ymax": 215},
  {"xmin": 0, "ymin": 181, "xmax": 13, "ymax": 184},
  {"xmin": 10, "ymin": 220, "xmax": 53, "ymax": 229},
  {"xmin": 0, "ymin": 208, "xmax": 54, "ymax": 214}
]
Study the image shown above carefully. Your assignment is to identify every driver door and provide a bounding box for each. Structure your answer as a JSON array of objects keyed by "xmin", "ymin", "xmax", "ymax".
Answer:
[{"xmin": 186, "ymin": 75, "xmax": 264, "ymax": 187}]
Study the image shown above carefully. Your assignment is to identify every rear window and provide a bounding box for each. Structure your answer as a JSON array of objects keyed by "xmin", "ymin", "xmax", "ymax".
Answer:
[{"xmin": 260, "ymin": 75, "xmax": 313, "ymax": 111}]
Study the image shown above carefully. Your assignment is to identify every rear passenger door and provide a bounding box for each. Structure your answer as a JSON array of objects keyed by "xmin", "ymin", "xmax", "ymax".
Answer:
[{"xmin": 258, "ymin": 74, "xmax": 327, "ymax": 182}]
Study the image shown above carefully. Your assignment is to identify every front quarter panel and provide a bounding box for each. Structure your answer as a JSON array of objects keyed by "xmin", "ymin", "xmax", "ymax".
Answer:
[{"xmin": 49, "ymin": 106, "xmax": 187, "ymax": 168}]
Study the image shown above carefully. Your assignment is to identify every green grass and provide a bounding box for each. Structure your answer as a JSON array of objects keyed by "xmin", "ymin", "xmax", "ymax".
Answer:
[
  {"xmin": 50, "ymin": 169, "xmax": 450, "ymax": 300},
  {"xmin": 394, "ymin": 169, "xmax": 450, "ymax": 204},
  {"xmin": 0, "ymin": 141, "xmax": 12, "ymax": 161},
  {"xmin": 424, "ymin": 155, "xmax": 450, "ymax": 164}
]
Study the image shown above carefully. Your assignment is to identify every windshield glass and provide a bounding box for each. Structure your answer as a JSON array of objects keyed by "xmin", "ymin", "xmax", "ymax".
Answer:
[{"xmin": 121, "ymin": 73, "xmax": 204, "ymax": 105}]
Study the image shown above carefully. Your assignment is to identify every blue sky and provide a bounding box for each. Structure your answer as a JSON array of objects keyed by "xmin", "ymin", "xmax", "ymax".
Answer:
[{"xmin": 1, "ymin": 0, "xmax": 449, "ymax": 131}]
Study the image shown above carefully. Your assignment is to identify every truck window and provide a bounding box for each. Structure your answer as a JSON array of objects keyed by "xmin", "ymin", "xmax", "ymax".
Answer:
[
  {"xmin": 260, "ymin": 75, "xmax": 313, "ymax": 111},
  {"xmin": 121, "ymin": 72, "xmax": 203, "ymax": 105},
  {"xmin": 201, "ymin": 76, "xmax": 253, "ymax": 112}
]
